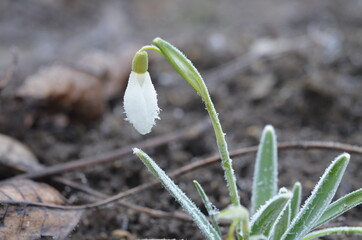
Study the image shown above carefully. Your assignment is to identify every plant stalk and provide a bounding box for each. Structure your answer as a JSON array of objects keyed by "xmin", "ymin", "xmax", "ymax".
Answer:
[
  {"xmin": 149, "ymin": 38, "xmax": 241, "ymax": 207},
  {"xmin": 204, "ymin": 96, "xmax": 240, "ymax": 207}
]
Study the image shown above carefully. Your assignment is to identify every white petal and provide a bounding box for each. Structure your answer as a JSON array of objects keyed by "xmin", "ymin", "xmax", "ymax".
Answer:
[{"xmin": 123, "ymin": 71, "xmax": 160, "ymax": 134}]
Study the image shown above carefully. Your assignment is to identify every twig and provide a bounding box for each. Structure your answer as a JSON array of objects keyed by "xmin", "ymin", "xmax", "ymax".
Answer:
[
  {"xmin": 13, "ymin": 118, "xmax": 211, "ymax": 180},
  {"xmin": 171, "ymin": 141, "xmax": 362, "ymax": 178},
  {"xmin": 4, "ymin": 118, "xmax": 209, "ymax": 222},
  {"xmin": 55, "ymin": 177, "xmax": 192, "ymax": 222},
  {"xmin": 11, "ymin": 140, "xmax": 362, "ymax": 211}
]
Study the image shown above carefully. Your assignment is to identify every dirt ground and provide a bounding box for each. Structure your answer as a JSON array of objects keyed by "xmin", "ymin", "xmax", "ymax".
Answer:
[{"xmin": 1, "ymin": 0, "xmax": 362, "ymax": 239}]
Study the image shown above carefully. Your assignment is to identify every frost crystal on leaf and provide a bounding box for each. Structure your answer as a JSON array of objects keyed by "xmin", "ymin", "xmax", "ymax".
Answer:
[{"xmin": 124, "ymin": 71, "xmax": 160, "ymax": 134}]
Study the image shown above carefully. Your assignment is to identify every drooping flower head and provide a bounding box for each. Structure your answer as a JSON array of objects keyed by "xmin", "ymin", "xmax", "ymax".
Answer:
[{"xmin": 123, "ymin": 51, "xmax": 160, "ymax": 135}]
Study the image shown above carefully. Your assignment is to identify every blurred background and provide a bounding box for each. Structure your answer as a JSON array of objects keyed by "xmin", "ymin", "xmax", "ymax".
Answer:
[
  {"xmin": 1, "ymin": 0, "xmax": 362, "ymax": 78},
  {"xmin": 1, "ymin": 0, "xmax": 362, "ymax": 239}
]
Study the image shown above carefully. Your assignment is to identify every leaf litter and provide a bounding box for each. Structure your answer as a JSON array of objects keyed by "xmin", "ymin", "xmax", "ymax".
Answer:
[
  {"xmin": 0, "ymin": 134, "xmax": 83, "ymax": 240},
  {"xmin": 0, "ymin": 179, "xmax": 83, "ymax": 240}
]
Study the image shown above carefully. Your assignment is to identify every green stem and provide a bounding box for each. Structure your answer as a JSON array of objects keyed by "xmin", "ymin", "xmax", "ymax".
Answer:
[
  {"xmin": 147, "ymin": 38, "xmax": 241, "ymax": 207},
  {"xmin": 226, "ymin": 219, "xmax": 239, "ymax": 240},
  {"xmin": 204, "ymin": 95, "xmax": 240, "ymax": 207},
  {"xmin": 139, "ymin": 45, "xmax": 162, "ymax": 54}
]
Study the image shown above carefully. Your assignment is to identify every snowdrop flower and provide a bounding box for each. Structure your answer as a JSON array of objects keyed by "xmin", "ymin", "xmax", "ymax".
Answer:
[{"xmin": 124, "ymin": 51, "xmax": 160, "ymax": 135}]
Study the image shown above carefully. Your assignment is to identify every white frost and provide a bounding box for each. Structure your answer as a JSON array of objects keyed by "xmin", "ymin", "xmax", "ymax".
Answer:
[{"xmin": 124, "ymin": 71, "xmax": 160, "ymax": 135}]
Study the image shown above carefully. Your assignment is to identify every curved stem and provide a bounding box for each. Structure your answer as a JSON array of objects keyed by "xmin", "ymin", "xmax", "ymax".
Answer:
[
  {"xmin": 139, "ymin": 45, "xmax": 162, "ymax": 54},
  {"xmin": 152, "ymin": 38, "xmax": 241, "ymax": 207}
]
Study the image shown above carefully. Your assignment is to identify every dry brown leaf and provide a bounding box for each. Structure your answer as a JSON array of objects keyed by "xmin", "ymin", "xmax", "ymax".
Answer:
[
  {"xmin": 0, "ymin": 134, "xmax": 43, "ymax": 179},
  {"xmin": 0, "ymin": 136, "xmax": 83, "ymax": 239},
  {"xmin": 17, "ymin": 49, "xmax": 134, "ymax": 120},
  {"xmin": 17, "ymin": 65, "xmax": 105, "ymax": 119},
  {"xmin": 0, "ymin": 179, "xmax": 83, "ymax": 240},
  {"xmin": 77, "ymin": 50, "xmax": 132, "ymax": 100}
]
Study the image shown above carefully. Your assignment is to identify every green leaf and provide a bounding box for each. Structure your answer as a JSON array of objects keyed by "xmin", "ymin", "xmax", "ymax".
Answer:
[
  {"xmin": 218, "ymin": 205, "xmax": 249, "ymax": 221},
  {"xmin": 152, "ymin": 37, "xmax": 206, "ymax": 98},
  {"xmin": 251, "ymin": 125, "xmax": 278, "ymax": 214},
  {"xmin": 314, "ymin": 188, "xmax": 362, "ymax": 228},
  {"xmin": 250, "ymin": 192, "xmax": 291, "ymax": 236},
  {"xmin": 193, "ymin": 180, "xmax": 222, "ymax": 237},
  {"xmin": 134, "ymin": 148, "xmax": 221, "ymax": 240},
  {"xmin": 290, "ymin": 182, "xmax": 302, "ymax": 221},
  {"xmin": 300, "ymin": 227, "xmax": 362, "ymax": 240},
  {"xmin": 250, "ymin": 236, "xmax": 267, "ymax": 240},
  {"xmin": 218, "ymin": 205, "xmax": 250, "ymax": 240},
  {"xmin": 269, "ymin": 203, "xmax": 290, "ymax": 240},
  {"xmin": 281, "ymin": 153, "xmax": 350, "ymax": 240}
]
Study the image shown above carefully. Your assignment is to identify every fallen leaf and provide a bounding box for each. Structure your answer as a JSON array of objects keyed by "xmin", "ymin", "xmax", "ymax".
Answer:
[
  {"xmin": 17, "ymin": 48, "xmax": 134, "ymax": 120},
  {"xmin": 77, "ymin": 50, "xmax": 132, "ymax": 100},
  {"xmin": 0, "ymin": 134, "xmax": 42, "ymax": 179},
  {"xmin": 17, "ymin": 65, "xmax": 105, "ymax": 119},
  {"xmin": 0, "ymin": 135, "xmax": 83, "ymax": 239},
  {"xmin": 0, "ymin": 179, "xmax": 83, "ymax": 240}
]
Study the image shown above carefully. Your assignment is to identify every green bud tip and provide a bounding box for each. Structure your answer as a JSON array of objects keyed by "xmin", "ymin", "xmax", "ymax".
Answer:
[{"xmin": 132, "ymin": 51, "xmax": 148, "ymax": 74}]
